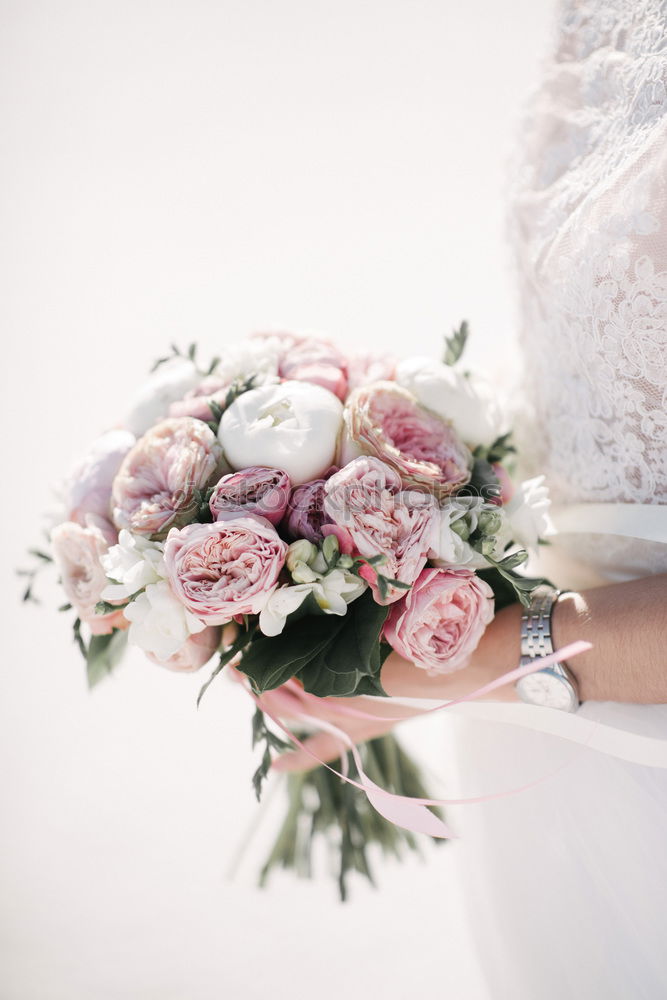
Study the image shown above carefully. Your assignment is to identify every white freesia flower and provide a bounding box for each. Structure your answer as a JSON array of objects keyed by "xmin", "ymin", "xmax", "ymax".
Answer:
[
  {"xmin": 504, "ymin": 475, "xmax": 554, "ymax": 552},
  {"xmin": 101, "ymin": 530, "xmax": 166, "ymax": 601},
  {"xmin": 124, "ymin": 357, "xmax": 200, "ymax": 436},
  {"xmin": 429, "ymin": 497, "xmax": 490, "ymax": 568},
  {"xmin": 258, "ymin": 585, "xmax": 311, "ymax": 637},
  {"xmin": 259, "ymin": 570, "xmax": 366, "ymax": 637},
  {"xmin": 218, "ymin": 380, "xmax": 343, "ymax": 486},
  {"xmin": 395, "ymin": 355, "xmax": 505, "ymax": 448},
  {"xmin": 123, "ymin": 580, "xmax": 207, "ymax": 661}
]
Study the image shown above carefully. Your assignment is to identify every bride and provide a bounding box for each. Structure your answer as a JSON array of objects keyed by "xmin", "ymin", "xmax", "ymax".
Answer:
[{"xmin": 282, "ymin": 2, "xmax": 667, "ymax": 996}]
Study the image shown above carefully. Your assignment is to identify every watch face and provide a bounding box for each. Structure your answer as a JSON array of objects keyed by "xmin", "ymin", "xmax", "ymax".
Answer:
[{"xmin": 516, "ymin": 669, "xmax": 577, "ymax": 711}]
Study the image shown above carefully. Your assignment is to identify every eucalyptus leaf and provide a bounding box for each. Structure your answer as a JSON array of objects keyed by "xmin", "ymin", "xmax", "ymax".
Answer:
[
  {"xmin": 443, "ymin": 320, "xmax": 469, "ymax": 366},
  {"xmin": 86, "ymin": 628, "xmax": 128, "ymax": 689}
]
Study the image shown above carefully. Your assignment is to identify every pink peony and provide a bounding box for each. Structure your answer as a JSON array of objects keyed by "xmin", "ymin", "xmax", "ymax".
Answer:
[
  {"xmin": 112, "ymin": 417, "xmax": 224, "ymax": 538},
  {"xmin": 163, "ymin": 516, "xmax": 287, "ymax": 625},
  {"xmin": 341, "ymin": 382, "xmax": 472, "ymax": 498},
  {"xmin": 323, "ymin": 457, "xmax": 437, "ymax": 603},
  {"xmin": 51, "ymin": 520, "xmax": 127, "ymax": 635},
  {"xmin": 346, "ymin": 352, "xmax": 396, "ymax": 392},
  {"xmin": 66, "ymin": 429, "xmax": 135, "ymax": 536},
  {"xmin": 384, "ymin": 567, "xmax": 494, "ymax": 674},
  {"xmin": 146, "ymin": 626, "xmax": 222, "ymax": 673},
  {"xmin": 169, "ymin": 375, "xmax": 229, "ymax": 422},
  {"xmin": 251, "ymin": 331, "xmax": 348, "ymax": 400},
  {"xmin": 209, "ymin": 467, "xmax": 291, "ymax": 526}
]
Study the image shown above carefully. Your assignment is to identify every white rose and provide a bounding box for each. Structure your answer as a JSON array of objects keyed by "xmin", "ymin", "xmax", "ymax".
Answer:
[
  {"xmin": 395, "ymin": 356, "xmax": 505, "ymax": 448},
  {"xmin": 123, "ymin": 580, "xmax": 206, "ymax": 661},
  {"xmin": 101, "ymin": 529, "xmax": 166, "ymax": 601},
  {"xmin": 125, "ymin": 358, "xmax": 200, "ymax": 436},
  {"xmin": 504, "ymin": 475, "xmax": 554, "ymax": 552},
  {"xmin": 218, "ymin": 380, "xmax": 343, "ymax": 486}
]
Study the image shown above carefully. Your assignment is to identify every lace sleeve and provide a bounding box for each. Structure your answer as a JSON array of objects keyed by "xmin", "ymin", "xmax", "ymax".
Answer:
[{"xmin": 510, "ymin": 0, "xmax": 667, "ymax": 504}]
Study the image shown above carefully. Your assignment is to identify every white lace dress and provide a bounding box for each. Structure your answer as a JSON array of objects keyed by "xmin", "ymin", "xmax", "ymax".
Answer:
[{"xmin": 453, "ymin": 3, "xmax": 667, "ymax": 996}]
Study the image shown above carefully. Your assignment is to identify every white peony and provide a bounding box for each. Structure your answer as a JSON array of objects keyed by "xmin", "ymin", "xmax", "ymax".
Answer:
[
  {"xmin": 101, "ymin": 529, "xmax": 166, "ymax": 601},
  {"xmin": 504, "ymin": 475, "xmax": 554, "ymax": 552},
  {"xmin": 123, "ymin": 580, "xmax": 206, "ymax": 661},
  {"xmin": 258, "ymin": 568, "xmax": 366, "ymax": 637},
  {"xmin": 124, "ymin": 358, "xmax": 201, "ymax": 436},
  {"xmin": 218, "ymin": 380, "xmax": 343, "ymax": 486},
  {"xmin": 395, "ymin": 355, "xmax": 505, "ymax": 448}
]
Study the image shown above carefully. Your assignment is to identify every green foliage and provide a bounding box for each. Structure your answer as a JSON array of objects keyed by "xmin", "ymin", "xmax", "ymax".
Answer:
[
  {"xmin": 251, "ymin": 708, "xmax": 292, "ymax": 801},
  {"xmin": 258, "ymin": 733, "xmax": 445, "ymax": 900},
  {"xmin": 479, "ymin": 549, "xmax": 548, "ymax": 608},
  {"xmin": 197, "ymin": 626, "xmax": 257, "ymax": 707},
  {"xmin": 483, "ymin": 431, "xmax": 516, "ymax": 465},
  {"xmin": 150, "ymin": 341, "xmax": 222, "ymax": 379},
  {"xmin": 234, "ymin": 591, "xmax": 391, "ymax": 698},
  {"xmin": 443, "ymin": 320, "xmax": 469, "ymax": 366},
  {"xmin": 463, "ymin": 456, "xmax": 501, "ymax": 502},
  {"xmin": 17, "ymin": 545, "xmax": 54, "ymax": 604},
  {"xmin": 85, "ymin": 629, "xmax": 128, "ymax": 688}
]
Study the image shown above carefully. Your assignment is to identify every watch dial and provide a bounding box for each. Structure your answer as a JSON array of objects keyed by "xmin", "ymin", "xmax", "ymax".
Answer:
[{"xmin": 517, "ymin": 670, "xmax": 575, "ymax": 711}]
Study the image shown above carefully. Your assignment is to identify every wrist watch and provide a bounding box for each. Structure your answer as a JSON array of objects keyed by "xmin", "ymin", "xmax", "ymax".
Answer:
[{"xmin": 515, "ymin": 585, "xmax": 580, "ymax": 712}]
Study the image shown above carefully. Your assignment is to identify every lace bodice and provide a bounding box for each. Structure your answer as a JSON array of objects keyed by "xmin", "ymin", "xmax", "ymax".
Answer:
[{"xmin": 513, "ymin": 0, "xmax": 667, "ymax": 504}]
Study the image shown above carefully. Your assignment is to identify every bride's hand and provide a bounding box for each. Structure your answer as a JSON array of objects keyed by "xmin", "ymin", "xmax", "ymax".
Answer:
[{"xmin": 272, "ymin": 603, "xmax": 524, "ymax": 773}]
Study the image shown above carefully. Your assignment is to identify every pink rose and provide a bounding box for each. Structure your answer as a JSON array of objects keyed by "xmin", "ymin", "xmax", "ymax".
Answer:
[
  {"xmin": 169, "ymin": 375, "xmax": 229, "ymax": 422},
  {"xmin": 384, "ymin": 567, "xmax": 494, "ymax": 674},
  {"xmin": 112, "ymin": 417, "xmax": 224, "ymax": 538},
  {"xmin": 209, "ymin": 467, "xmax": 291, "ymax": 526},
  {"xmin": 346, "ymin": 352, "xmax": 396, "ymax": 392},
  {"xmin": 146, "ymin": 626, "xmax": 222, "ymax": 673},
  {"xmin": 341, "ymin": 382, "xmax": 472, "ymax": 498},
  {"xmin": 251, "ymin": 331, "xmax": 348, "ymax": 400},
  {"xmin": 323, "ymin": 457, "xmax": 437, "ymax": 603},
  {"xmin": 51, "ymin": 520, "xmax": 127, "ymax": 635},
  {"xmin": 163, "ymin": 516, "xmax": 287, "ymax": 624},
  {"xmin": 66, "ymin": 429, "xmax": 135, "ymax": 536}
]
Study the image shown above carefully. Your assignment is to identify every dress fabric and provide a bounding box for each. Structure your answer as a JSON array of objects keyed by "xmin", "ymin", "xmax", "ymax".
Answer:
[{"xmin": 454, "ymin": 3, "xmax": 667, "ymax": 997}]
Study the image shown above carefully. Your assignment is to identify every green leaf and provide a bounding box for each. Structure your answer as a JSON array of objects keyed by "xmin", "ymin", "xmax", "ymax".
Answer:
[
  {"xmin": 250, "ymin": 707, "xmax": 292, "ymax": 801},
  {"xmin": 480, "ymin": 554, "xmax": 548, "ymax": 609},
  {"xmin": 197, "ymin": 627, "xmax": 256, "ymax": 707},
  {"xmin": 28, "ymin": 548, "xmax": 52, "ymax": 563},
  {"xmin": 237, "ymin": 615, "xmax": 344, "ymax": 693},
  {"xmin": 443, "ymin": 320, "xmax": 469, "ymax": 366},
  {"xmin": 72, "ymin": 617, "xmax": 87, "ymax": 659},
  {"xmin": 94, "ymin": 599, "xmax": 127, "ymax": 615},
  {"xmin": 86, "ymin": 629, "xmax": 128, "ymax": 689},
  {"xmin": 485, "ymin": 431, "xmax": 516, "ymax": 465},
  {"xmin": 463, "ymin": 457, "xmax": 501, "ymax": 502},
  {"xmin": 299, "ymin": 592, "xmax": 390, "ymax": 698}
]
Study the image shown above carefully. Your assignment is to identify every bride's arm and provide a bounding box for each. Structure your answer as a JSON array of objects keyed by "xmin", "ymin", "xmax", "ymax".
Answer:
[
  {"xmin": 382, "ymin": 573, "xmax": 667, "ymax": 704},
  {"xmin": 274, "ymin": 574, "xmax": 667, "ymax": 772}
]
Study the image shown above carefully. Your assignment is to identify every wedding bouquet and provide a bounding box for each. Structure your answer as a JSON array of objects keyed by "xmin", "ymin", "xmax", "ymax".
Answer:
[{"xmin": 23, "ymin": 325, "xmax": 554, "ymax": 897}]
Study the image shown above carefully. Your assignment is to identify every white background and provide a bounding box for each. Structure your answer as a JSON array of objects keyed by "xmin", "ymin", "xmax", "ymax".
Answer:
[{"xmin": 1, "ymin": 2, "xmax": 553, "ymax": 997}]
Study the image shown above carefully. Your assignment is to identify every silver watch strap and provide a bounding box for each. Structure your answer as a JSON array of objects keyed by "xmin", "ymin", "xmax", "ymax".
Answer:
[
  {"xmin": 520, "ymin": 585, "xmax": 560, "ymax": 665},
  {"xmin": 518, "ymin": 585, "xmax": 580, "ymax": 710}
]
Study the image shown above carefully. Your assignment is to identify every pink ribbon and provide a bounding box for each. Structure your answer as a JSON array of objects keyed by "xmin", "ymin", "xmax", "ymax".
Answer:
[{"xmin": 247, "ymin": 641, "xmax": 592, "ymax": 840}]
